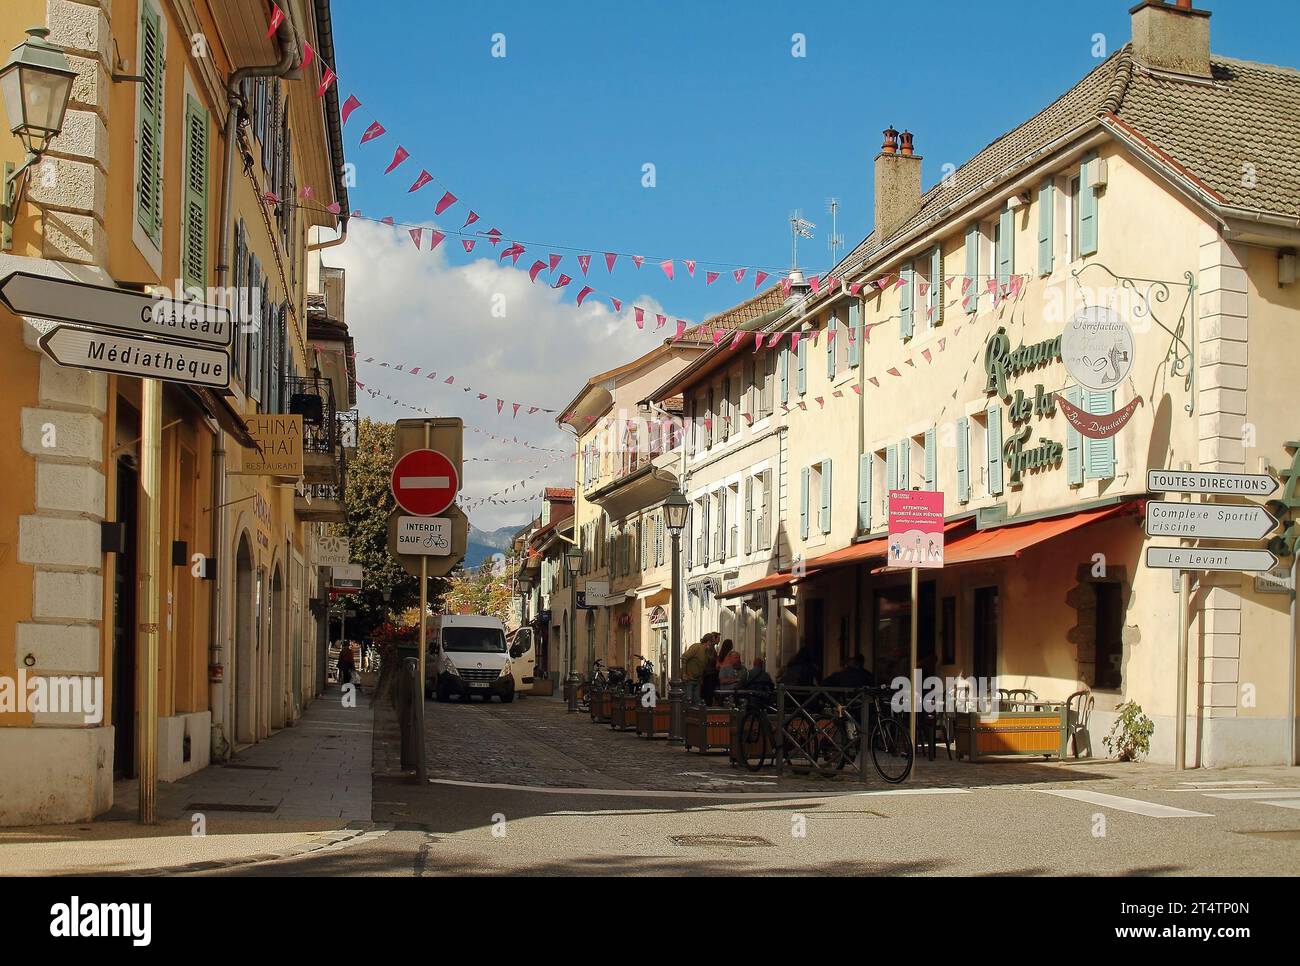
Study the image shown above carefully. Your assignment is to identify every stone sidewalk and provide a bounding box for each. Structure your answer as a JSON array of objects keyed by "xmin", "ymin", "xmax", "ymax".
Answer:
[{"xmin": 0, "ymin": 686, "xmax": 379, "ymax": 876}]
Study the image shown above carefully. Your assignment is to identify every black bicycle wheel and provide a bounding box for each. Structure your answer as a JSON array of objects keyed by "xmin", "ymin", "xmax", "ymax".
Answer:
[
  {"xmin": 783, "ymin": 715, "xmax": 817, "ymax": 774},
  {"xmin": 737, "ymin": 709, "xmax": 772, "ymax": 772},
  {"xmin": 870, "ymin": 716, "xmax": 914, "ymax": 784},
  {"xmin": 813, "ymin": 714, "xmax": 851, "ymax": 771}
]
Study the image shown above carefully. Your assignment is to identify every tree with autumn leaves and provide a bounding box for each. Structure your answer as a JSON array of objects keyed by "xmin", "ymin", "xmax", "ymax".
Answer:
[{"xmin": 439, "ymin": 557, "xmax": 519, "ymax": 623}]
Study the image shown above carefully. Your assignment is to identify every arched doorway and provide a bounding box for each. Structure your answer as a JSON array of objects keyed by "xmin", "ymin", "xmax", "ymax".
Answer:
[
  {"xmin": 234, "ymin": 535, "xmax": 256, "ymax": 745},
  {"xmin": 269, "ymin": 565, "xmax": 286, "ymax": 730}
]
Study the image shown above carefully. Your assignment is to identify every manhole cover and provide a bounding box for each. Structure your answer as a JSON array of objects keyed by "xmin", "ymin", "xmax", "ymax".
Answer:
[
  {"xmin": 185, "ymin": 802, "xmax": 278, "ymax": 813},
  {"xmin": 223, "ymin": 763, "xmax": 279, "ymax": 771},
  {"xmin": 670, "ymin": 834, "xmax": 774, "ymax": 848}
]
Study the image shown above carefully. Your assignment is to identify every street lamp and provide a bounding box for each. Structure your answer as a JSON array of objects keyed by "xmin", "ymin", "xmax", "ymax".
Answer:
[
  {"xmin": 564, "ymin": 545, "xmax": 584, "ymax": 712},
  {"xmin": 663, "ymin": 489, "xmax": 689, "ymax": 741},
  {"xmin": 0, "ymin": 27, "xmax": 76, "ymax": 249},
  {"xmin": 517, "ymin": 572, "xmax": 533, "ymax": 625}
]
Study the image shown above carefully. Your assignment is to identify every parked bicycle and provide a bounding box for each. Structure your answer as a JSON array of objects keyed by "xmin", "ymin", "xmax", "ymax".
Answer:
[
  {"xmin": 733, "ymin": 688, "xmax": 819, "ymax": 775},
  {"xmin": 811, "ymin": 685, "xmax": 914, "ymax": 784}
]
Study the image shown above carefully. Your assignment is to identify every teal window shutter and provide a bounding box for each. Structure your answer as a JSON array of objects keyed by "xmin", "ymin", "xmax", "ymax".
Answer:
[
  {"xmin": 796, "ymin": 333, "xmax": 807, "ymax": 395},
  {"xmin": 885, "ymin": 445, "xmax": 898, "ymax": 494},
  {"xmin": 1079, "ymin": 152, "xmax": 1098, "ymax": 256},
  {"xmin": 857, "ymin": 453, "xmax": 872, "ymax": 531},
  {"xmin": 987, "ymin": 406, "xmax": 1004, "ymax": 495},
  {"xmin": 847, "ymin": 303, "xmax": 860, "ymax": 366},
  {"xmin": 780, "ymin": 346, "xmax": 789, "ymax": 404},
  {"xmin": 1083, "ymin": 389, "xmax": 1115, "ymax": 479},
  {"xmin": 826, "ymin": 314, "xmax": 837, "ymax": 380},
  {"xmin": 136, "ymin": 4, "xmax": 164, "ymax": 243},
  {"xmin": 182, "ymin": 95, "xmax": 210, "ymax": 292},
  {"xmin": 820, "ymin": 460, "xmax": 832, "ymax": 534},
  {"xmin": 1064, "ymin": 385, "xmax": 1084, "ymax": 485},
  {"xmin": 898, "ymin": 439, "xmax": 910, "ymax": 491},
  {"xmin": 800, "ymin": 467, "xmax": 810, "ymax": 539},
  {"xmin": 1037, "ymin": 178, "xmax": 1055, "ymax": 276},
  {"xmin": 899, "ymin": 266, "xmax": 914, "ymax": 339},
  {"xmin": 929, "ymin": 246, "xmax": 942, "ymax": 326},
  {"xmin": 924, "ymin": 427, "xmax": 936, "ymax": 490},
  {"xmin": 964, "ymin": 224, "xmax": 979, "ymax": 314},
  {"xmin": 956, "ymin": 416, "xmax": 971, "ymax": 502},
  {"xmin": 996, "ymin": 207, "xmax": 1014, "ymax": 291}
]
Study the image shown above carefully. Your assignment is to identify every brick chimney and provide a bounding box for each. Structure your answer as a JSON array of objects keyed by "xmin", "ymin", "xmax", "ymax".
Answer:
[
  {"xmin": 873, "ymin": 126, "xmax": 923, "ymax": 241},
  {"xmin": 1130, "ymin": 1, "xmax": 1212, "ymax": 78}
]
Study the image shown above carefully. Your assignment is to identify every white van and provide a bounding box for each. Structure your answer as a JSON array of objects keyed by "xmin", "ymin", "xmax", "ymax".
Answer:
[
  {"xmin": 427, "ymin": 615, "xmax": 516, "ymax": 702},
  {"xmin": 506, "ymin": 627, "xmax": 537, "ymax": 695}
]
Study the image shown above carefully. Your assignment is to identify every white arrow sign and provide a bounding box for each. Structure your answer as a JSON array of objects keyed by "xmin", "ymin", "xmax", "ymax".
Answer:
[
  {"xmin": 1146, "ymin": 468, "xmax": 1278, "ymax": 498},
  {"xmin": 1145, "ymin": 501, "xmax": 1278, "ymax": 540},
  {"xmin": 1146, "ymin": 546, "xmax": 1278, "ymax": 572},
  {"xmin": 38, "ymin": 325, "xmax": 230, "ymax": 388},
  {"xmin": 1, "ymin": 271, "xmax": 232, "ymax": 347}
]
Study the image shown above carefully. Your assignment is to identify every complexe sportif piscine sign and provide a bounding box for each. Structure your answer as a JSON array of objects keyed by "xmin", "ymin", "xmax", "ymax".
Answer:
[
  {"xmin": 395, "ymin": 515, "xmax": 451, "ymax": 555},
  {"xmin": 0, "ymin": 270, "xmax": 232, "ymax": 347},
  {"xmin": 1145, "ymin": 546, "xmax": 1278, "ymax": 573},
  {"xmin": 1144, "ymin": 501, "xmax": 1279, "ymax": 541},
  {"xmin": 1146, "ymin": 469, "xmax": 1280, "ymax": 498},
  {"xmin": 37, "ymin": 324, "xmax": 230, "ymax": 388}
]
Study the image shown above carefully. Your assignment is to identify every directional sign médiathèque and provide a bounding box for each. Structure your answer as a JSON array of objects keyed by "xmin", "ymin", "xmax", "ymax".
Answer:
[
  {"xmin": 1, "ymin": 270, "xmax": 232, "ymax": 347},
  {"xmin": 1144, "ymin": 501, "xmax": 1278, "ymax": 541},
  {"xmin": 38, "ymin": 324, "xmax": 230, "ymax": 388}
]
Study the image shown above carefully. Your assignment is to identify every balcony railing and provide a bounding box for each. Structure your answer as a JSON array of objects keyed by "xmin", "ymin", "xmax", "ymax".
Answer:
[{"xmin": 288, "ymin": 375, "xmax": 338, "ymax": 454}]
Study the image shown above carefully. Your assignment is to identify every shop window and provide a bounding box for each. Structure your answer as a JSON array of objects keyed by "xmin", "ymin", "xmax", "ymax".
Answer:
[
  {"xmin": 941, "ymin": 596, "xmax": 956, "ymax": 665},
  {"xmin": 1093, "ymin": 582, "xmax": 1124, "ymax": 690},
  {"xmin": 972, "ymin": 586, "xmax": 999, "ymax": 681},
  {"xmin": 872, "ymin": 581, "xmax": 936, "ymax": 685}
]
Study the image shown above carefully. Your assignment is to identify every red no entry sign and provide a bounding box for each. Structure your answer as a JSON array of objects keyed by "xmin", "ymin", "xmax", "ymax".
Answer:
[{"xmin": 390, "ymin": 448, "xmax": 459, "ymax": 516}]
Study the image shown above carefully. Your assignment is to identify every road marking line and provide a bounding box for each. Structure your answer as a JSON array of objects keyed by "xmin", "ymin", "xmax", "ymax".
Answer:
[
  {"xmin": 1259, "ymin": 800, "xmax": 1300, "ymax": 811},
  {"xmin": 1175, "ymin": 780, "xmax": 1273, "ymax": 787},
  {"xmin": 1202, "ymin": 790, "xmax": 1300, "ymax": 800},
  {"xmin": 401, "ymin": 475, "xmax": 450, "ymax": 488},
  {"xmin": 428, "ymin": 777, "xmax": 969, "ymax": 801},
  {"xmin": 1038, "ymin": 789, "xmax": 1212, "ymax": 818}
]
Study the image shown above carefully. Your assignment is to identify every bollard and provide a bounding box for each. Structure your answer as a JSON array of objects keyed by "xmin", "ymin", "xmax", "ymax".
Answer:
[{"xmin": 397, "ymin": 657, "xmax": 420, "ymax": 771}]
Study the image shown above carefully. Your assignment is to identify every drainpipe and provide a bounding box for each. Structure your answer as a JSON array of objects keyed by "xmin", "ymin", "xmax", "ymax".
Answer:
[{"xmin": 207, "ymin": 419, "xmax": 231, "ymax": 762}]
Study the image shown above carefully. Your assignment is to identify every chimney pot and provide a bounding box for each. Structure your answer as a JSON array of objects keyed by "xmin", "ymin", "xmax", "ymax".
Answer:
[
  {"xmin": 899, "ymin": 131, "xmax": 915, "ymax": 156},
  {"xmin": 873, "ymin": 126, "xmax": 923, "ymax": 242},
  {"xmin": 881, "ymin": 126, "xmax": 899, "ymax": 155}
]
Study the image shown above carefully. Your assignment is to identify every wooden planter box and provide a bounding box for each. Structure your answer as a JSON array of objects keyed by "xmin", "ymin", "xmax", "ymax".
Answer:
[
  {"xmin": 636, "ymin": 702, "xmax": 673, "ymax": 739},
  {"xmin": 684, "ymin": 706, "xmax": 733, "ymax": 754},
  {"xmin": 589, "ymin": 690, "xmax": 613, "ymax": 724},
  {"xmin": 955, "ymin": 706, "xmax": 1067, "ymax": 761},
  {"xmin": 610, "ymin": 693, "xmax": 639, "ymax": 731}
]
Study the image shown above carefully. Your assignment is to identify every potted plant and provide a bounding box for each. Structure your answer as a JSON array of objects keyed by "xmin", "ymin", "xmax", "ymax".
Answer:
[{"xmin": 1102, "ymin": 700, "xmax": 1154, "ymax": 762}]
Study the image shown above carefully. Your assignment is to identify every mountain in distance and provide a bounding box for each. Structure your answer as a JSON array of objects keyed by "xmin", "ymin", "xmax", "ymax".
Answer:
[{"xmin": 463, "ymin": 519, "xmax": 531, "ymax": 568}]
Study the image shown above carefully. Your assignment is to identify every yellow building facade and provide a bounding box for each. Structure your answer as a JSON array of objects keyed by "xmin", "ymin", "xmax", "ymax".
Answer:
[{"xmin": 0, "ymin": 0, "xmax": 352, "ymax": 824}]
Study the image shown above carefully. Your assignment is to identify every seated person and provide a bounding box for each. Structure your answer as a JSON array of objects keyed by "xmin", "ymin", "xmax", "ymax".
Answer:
[{"xmin": 823, "ymin": 654, "xmax": 874, "ymax": 690}]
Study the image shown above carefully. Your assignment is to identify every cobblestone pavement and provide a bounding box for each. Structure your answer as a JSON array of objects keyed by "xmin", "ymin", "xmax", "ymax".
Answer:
[{"xmin": 411, "ymin": 692, "xmax": 1164, "ymax": 794}]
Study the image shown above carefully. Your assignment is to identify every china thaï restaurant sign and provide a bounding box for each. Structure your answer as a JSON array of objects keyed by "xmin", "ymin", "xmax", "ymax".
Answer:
[{"xmin": 236, "ymin": 414, "xmax": 304, "ymax": 477}]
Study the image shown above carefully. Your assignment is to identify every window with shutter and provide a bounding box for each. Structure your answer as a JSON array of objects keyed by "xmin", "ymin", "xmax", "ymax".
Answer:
[
  {"xmin": 231, "ymin": 220, "xmax": 245, "ymax": 378},
  {"xmin": 761, "ymin": 348, "xmax": 775, "ymax": 416},
  {"xmin": 1063, "ymin": 385, "xmax": 1084, "ymax": 485},
  {"xmin": 886, "ymin": 445, "xmax": 898, "ymax": 494},
  {"xmin": 685, "ymin": 504, "xmax": 694, "ymax": 569},
  {"xmin": 929, "ymin": 246, "xmax": 943, "ymax": 327},
  {"xmin": 796, "ymin": 332, "xmax": 807, "ymax": 395},
  {"xmin": 780, "ymin": 345, "xmax": 790, "ymax": 404},
  {"xmin": 181, "ymin": 96, "xmax": 210, "ymax": 292},
  {"xmin": 1083, "ymin": 389, "xmax": 1115, "ymax": 479},
  {"xmin": 760, "ymin": 471, "xmax": 771, "ymax": 549},
  {"xmin": 987, "ymin": 405, "xmax": 1004, "ymax": 495},
  {"xmin": 956, "ymin": 416, "xmax": 971, "ymax": 502},
  {"xmin": 1078, "ymin": 153, "xmax": 1098, "ymax": 256},
  {"xmin": 826, "ymin": 313, "xmax": 837, "ymax": 380},
  {"xmin": 996, "ymin": 206, "xmax": 1015, "ymax": 292},
  {"xmin": 744, "ymin": 477, "xmax": 753, "ymax": 555},
  {"xmin": 898, "ymin": 439, "xmax": 910, "ymax": 491},
  {"xmin": 800, "ymin": 466, "xmax": 810, "ymax": 540},
  {"xmin": 900, "ymin": 265, "xmax": 914, "ymax": 339},
  {"xmin": 857, "ymin": 453, "xmax": 872, "ymax": 531},
  {"xmin": 135, "ymin": 5, "xmax": 164, "ymax": 244},
  {"xmin": 924, "ymin": 427, "xmax": 937, "ymax": 490},
  {"xmin": 1037, "ymin": 179, "xmax": 1055, "ymax": 276},
  {"xmin": 848, "ymin": 302, "xmax": 861, "ymax": 367},
  {"xmin": 964, "ymin": 224, "xmax": 980, "ymax": 315},
  {"xmin": 819, "ymin": 460, "xmax": 832, "ymax": 534}
]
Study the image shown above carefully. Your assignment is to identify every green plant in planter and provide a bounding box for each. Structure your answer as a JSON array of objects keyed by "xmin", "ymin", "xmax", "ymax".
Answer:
[{"xmin": 1103, "ymin": 700, "xmax": 1154, "ymax": 761}]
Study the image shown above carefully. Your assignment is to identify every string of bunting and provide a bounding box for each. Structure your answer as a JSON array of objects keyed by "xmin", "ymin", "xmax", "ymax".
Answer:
[
  {"xmin": 355, "ymin": 355, "xmax": 556, "ymax": 419},
  {"xmin": 355, "ymin": 379, "xmax": 570, "ymax": 454}
]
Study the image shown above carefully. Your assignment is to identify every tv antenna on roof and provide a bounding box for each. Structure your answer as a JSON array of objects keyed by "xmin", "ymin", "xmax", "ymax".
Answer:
[
  {"xmin": 826, "ymin": 197, "xmax": 843, "ymax": 265},
  {"xmin": 790, "ymin": 210, "xmax": 815, "ymax": 271}
]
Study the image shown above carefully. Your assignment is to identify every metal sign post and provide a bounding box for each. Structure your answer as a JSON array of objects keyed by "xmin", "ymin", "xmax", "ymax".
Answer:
[
  {"xmin": 139, "ymin": 377, "xmax": 161, "ymax": 824},
  {"xmin": 416, "ymin": 422, "xmax": 431, "ymax": 785}
]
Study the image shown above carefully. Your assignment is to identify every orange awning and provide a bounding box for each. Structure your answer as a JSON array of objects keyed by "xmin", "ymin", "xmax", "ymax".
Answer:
[
  {"xmin": 939, "ymin": 501, "xmax": 1141, "ymax": 567},
  {"xmin": 807, "ymin": 519, "xmax": 974, "ymax": 573},
  {"xmin": 717, "ymin": 568, "xmax": 821, "ymax": 599}
]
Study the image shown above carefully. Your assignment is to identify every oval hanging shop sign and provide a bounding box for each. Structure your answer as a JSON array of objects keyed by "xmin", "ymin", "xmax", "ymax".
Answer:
[
  {"xmin": 1056, "ymin": 392, "xmax": 1145, "ymax": 439},
  {"xmin": 1061, "ymin": 305, "xmax": 1134, "ymax": 391}
]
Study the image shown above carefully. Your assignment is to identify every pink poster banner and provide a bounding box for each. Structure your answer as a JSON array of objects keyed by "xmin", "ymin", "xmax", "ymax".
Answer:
[{"xmin": 888, "ymin": 490, "xmax": 945, "ymax": 568}]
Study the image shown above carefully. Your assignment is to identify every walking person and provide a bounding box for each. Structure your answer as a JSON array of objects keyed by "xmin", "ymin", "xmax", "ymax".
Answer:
[
  {"xmin": 701, "ymin": 639, "xmax": 720, "ymax": 706},
  {"xmin": 338, "ymin": 640, "xmax": 357, "ymax": 689}
]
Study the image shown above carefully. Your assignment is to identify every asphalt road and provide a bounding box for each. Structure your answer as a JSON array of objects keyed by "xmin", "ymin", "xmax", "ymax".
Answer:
[{"xmin": 199, "ymin": 694, "xmax": 1300, "ymax": 876}]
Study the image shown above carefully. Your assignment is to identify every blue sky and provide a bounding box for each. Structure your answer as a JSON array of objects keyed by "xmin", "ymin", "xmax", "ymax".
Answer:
[{"xmin": 327, "ymin": 0, "xmax": 1299, "ymax": 526}]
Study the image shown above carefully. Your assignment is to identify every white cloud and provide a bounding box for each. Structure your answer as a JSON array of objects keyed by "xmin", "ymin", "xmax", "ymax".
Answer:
[{"xmin": 327, "ymin": 220, "xmax": 667, "ymax": 530}]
